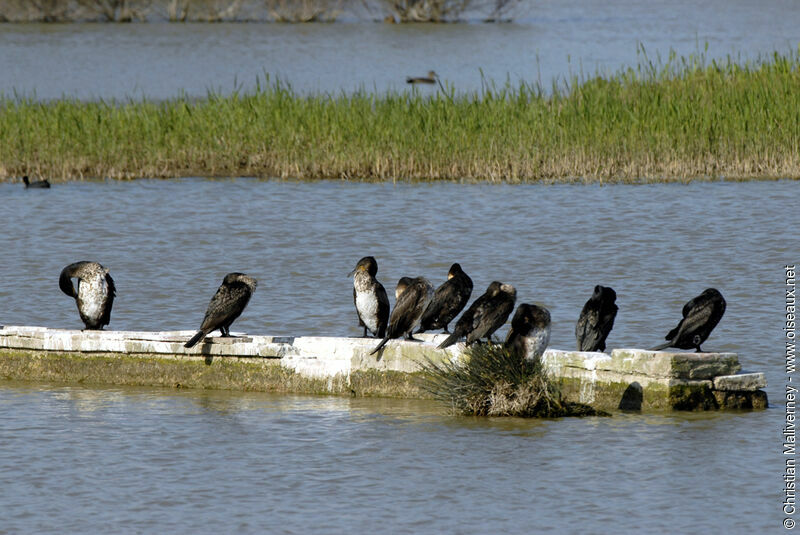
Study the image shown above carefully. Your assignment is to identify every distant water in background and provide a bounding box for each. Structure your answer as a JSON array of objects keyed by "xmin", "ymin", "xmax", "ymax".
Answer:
[{"xmin": 1, "ymin": 0, "xmax": 799, "ymax": 100}]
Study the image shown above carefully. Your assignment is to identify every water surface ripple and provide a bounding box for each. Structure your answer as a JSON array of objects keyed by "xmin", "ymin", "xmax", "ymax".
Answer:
[
  {"xmin": 0, "ymin": 179, "xmax": 794, "ymax": 532},
  {"xmin": 0, "ymin": 383, "xmax": 778, "ymax": 533}
]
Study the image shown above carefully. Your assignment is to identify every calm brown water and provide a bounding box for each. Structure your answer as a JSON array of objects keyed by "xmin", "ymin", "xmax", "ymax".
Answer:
[
  {"xmin": 1, "ymin": 0, "xmax": 799, "ymax": 100},
  {"xmin": 0, "ymin": 179, "xmax": 794, "ymax": 531}
]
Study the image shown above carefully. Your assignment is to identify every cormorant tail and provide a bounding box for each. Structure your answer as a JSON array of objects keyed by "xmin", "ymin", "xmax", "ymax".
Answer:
[
  {"xmin": 437, "ymin": 332, "xmax": 459, "ymax": 349},
  {"xmin": 370, "ymin": 337, "xmax": 390, "ymax": 355},
  {"xmin": 649, "ymin": 340, "xmax": 673, "ymax": 351},
  {"xmin": 184, "ymin": 330, "xmax": 206, "ymax": 349}
]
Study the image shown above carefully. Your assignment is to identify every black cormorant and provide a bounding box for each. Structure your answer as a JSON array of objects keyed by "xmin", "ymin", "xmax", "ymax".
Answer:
[
  {"xmin": 370, "ymin": 277, "xmax": 434, "ymax": 355},
  {"xmin": 416, "ymin": 263, "xmax": 473, "ymax": 334},
  {"xmin": 505, "ymin": 303, "xmax": 551, "ymax": 362},
  {"xmin": 438, "ymin": 281, "xmax": 516, "ymax": 348},
  {"xmin": 59, "ymin": 261, "xmax": 115, "ymax": 330},
  {"xmin": 651, "ymin": 288, "xmax": 726, "ymax": 352},
  {"xmin": 22, "ymin": 175, "xmax": 50, "ymax": 188},
  {"xmin": 185, "ymin": 273, "xmax": 257, "ymax": 348},
  {"xmin": 575, "ymin": 285, "xmax": 618, "ymax": 352},
  {"xmin": 395, "ymin": 276, "xmax": 414, "ymax": 299},
  {"xmin": 349, "ymin": 256, "xmax": 390, "ymax": 338}
]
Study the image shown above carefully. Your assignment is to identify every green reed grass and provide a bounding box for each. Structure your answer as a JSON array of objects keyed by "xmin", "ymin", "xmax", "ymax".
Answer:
[{"xmin": 2, "ymin": 49, "xmax": 800, "ymax": 182}]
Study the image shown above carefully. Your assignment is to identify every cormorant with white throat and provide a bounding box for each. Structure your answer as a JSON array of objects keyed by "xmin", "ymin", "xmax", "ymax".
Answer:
[{"xmin": 349, "ymin": 256, "xmax": 390, "ymax": 338}]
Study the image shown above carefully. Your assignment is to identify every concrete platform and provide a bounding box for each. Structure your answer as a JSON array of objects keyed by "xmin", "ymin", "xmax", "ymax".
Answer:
[{"xmin": 0, "ymin": 326, "xmax": 768, "ymax": 411}]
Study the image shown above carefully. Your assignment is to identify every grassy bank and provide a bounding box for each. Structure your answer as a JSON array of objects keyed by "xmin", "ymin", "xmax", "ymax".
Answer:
[{"xmin": 2, "ymin": 50, "xmax": 799, "ymax": 183}]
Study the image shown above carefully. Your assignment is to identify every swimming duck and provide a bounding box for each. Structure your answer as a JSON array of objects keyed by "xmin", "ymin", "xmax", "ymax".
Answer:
[
  {"xmin": 22, "ymin": 175, "xmax": 51, "ymax": 188},
  {"xmin": 406, "ymin": 71, "xmax": 438, "ymax": 84}
]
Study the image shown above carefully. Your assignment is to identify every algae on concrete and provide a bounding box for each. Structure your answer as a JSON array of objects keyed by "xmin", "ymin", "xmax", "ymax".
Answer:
[{"xmin": 0, "ymin": 326, "xmax": 770, "ymax": 411}]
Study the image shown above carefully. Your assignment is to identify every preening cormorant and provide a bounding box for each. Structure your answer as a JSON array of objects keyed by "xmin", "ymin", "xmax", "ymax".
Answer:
[
  {"xmin": 575, "ymin": 285, "xmax": 618, "ymax": 352},
  {"xmin": 22, "ymin": 175, "xmax": 50, "ymax": 188},
  {"xmin": 395, "ymin": 276, "xmax": 414, "ymax": 299},
  {"xmin": 438, "ymin": 281, "xmax": 516, "ymax": 349},
  {"xmin": 416, "ymin": 263, "xmax": 473, "ymax": 334},
  {"xmin": 651, "ymin": 288, "xmax": 726, "ymax": 352},
  {"xmin": 370, "ymin": 277, "xmax": 434, "ymax": 355},
  {"xmin": 505, "ymin": 303, "xmax": 551, "ymax": 362},
  {"xmin": 184, "ymin": 273, "xmax": 257, "ymax": 348},
  {"xmin": 59, "ymin": 261, "xmax": 115, "ymax": 330},
  {"xmin": 350, "ymin": 256, "xmax": 390, "ymax": 338}
]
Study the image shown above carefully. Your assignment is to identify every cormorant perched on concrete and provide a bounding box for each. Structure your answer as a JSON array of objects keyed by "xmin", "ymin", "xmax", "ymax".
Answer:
[
  {"xmin": 416, "ymin": 263, "xmax": 473, "ymax": 334},
  {"xmin": 575, "ymin": 285, "xmax": 618, "ymax": 352},
  {"xmin": 22, "ymin": 175, "xmax": 50, "ymax": 188},
  {"xmin": 185, "ymin": 273, "xmax": 257, "ymax": 348},
  {"xmin": 370, "ymin": 277, "xmax": 434, "ymax": 355},
  {"xmin": 505, "ymin": 303, "xmax": 551, "ymax": 362},
  {"xmin": 59, "ymin": 261, "xmax": 115, "ymax": 330},
  {"xmin": 350, "ymin": 256, "xmax": 390, "ymax": 338},
  {"xmin": 395, "ymin": 276, "xmax": 414, "ymax": 299},
  {"xmin": 438, "ymin": 281, "xmax": 516, "ymax": 348},
  {"xmin": 651, "ymin": 288, "xmax": 726, "ymax": 352}
]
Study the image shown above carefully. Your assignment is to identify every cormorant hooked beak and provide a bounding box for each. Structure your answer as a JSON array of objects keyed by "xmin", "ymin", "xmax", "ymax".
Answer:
[{"xmin": 348, "ymin": 265, "xmax": 366, "ymax": 277}]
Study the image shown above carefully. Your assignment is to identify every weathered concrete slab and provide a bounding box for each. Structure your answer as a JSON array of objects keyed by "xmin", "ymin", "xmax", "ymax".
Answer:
[
  {"xmin": 0, "ymin": 326, "xmax": 767, "ymax": 411},
  {"xmin": 541, "ymin": 348, "xmax": 762, "ymax": 411},
  {"xmin": 543, "ymin": 348, "xmax": 741, "ymax": 380},
  {"xmin": 610, "ymin": 349, "xmax": 741, "ymax": 379},
  {"xmin": 713, "ymin": 372, "xmax": 767, "ymax": 391},
  {"xmin": 0, "ymin": 326, "xmax": 458, "ymax": 369},
  {"xmin": 713, "ymin": 389, "xmax": 769, "ymax": 409}
]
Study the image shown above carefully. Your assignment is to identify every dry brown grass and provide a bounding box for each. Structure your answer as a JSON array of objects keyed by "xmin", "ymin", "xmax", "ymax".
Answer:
[{"xmin": 418, "ymin": 344, "xmax": 607, "ymax": 417}]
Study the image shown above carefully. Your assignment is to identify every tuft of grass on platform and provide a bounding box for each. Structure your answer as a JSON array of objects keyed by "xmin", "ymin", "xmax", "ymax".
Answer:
[
  {"xmin": 418, "ymin": 344, "xmax": 608, "ymax": 417},
  {"xmin": 2, "ymin": 48, "xmax": 800, "ymax": 183}
]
